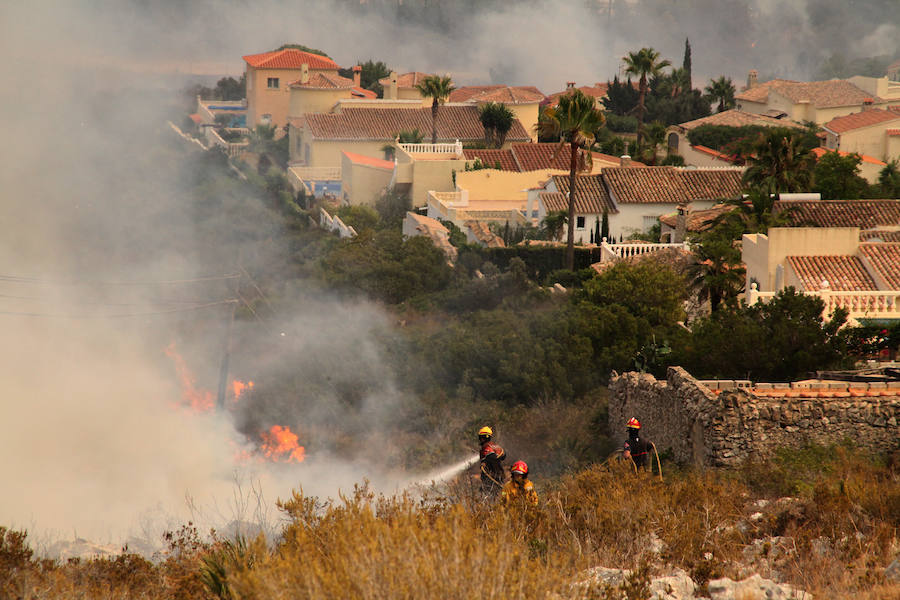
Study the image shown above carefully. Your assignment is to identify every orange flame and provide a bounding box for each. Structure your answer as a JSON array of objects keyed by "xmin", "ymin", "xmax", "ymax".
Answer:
[
  {"xmin": 232, "ymin": 379, "xmax": 254, "ymax": 400},
  {"xmin": 260, "ymin": 425, "xmax": 306, "ymax": 463},
  {"xmin": 165, "ymin": 343, "xmax": 214, "ymax": 412}
]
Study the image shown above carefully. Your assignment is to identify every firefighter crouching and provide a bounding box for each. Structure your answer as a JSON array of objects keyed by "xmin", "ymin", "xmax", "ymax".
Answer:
[
  {"xmin": 478, "ymin": 426, "xmax": 506, "ymax": 495},
  {"xmin": 501, "ymin": 460, "xmax": 538, "ymax": 507}
]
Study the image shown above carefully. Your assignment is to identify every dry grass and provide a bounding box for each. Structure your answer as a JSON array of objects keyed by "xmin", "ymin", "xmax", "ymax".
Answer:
[{"xmin": 2, "ymin": 448, "xmax": 898, "ymax": 599}]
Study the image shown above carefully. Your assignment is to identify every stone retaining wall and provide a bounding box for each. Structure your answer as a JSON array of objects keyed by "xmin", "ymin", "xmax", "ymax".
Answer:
[{"xmin": 609, "ymin": 367, "xmax": 900, "ymax": 466}]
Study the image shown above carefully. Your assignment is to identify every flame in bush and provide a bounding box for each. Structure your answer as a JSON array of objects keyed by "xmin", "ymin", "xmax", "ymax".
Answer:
[
  {"xmin": 260, "ymin": 425, "xmax": 306, "ymax": 463},
  {"xmin": 165, "ymin": 343, "xmax": 214, "ymax": 412},
  {"xmin": 232, "ymin": 379, "xmax": 254, "ymax": 400}
]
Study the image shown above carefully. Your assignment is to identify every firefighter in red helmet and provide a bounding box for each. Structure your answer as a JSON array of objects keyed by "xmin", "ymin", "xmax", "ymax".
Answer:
[
  {"xmin": 501, "ymin": 460, "xmax": 538, "ymax": 507},
  {"xmin": 622, "ymin": 417, "xmax": 653, "ymax": 470}
]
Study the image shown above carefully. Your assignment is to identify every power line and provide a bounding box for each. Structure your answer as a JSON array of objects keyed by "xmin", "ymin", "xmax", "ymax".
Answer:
[
  {"xmin": 0, "ymin": 273, "xmax": 242, "ymax": 286},
  {"xmin": 0, "ymin": 292, "xmax": 229, "ymax": 307},
  {"xmin": 0, "ymin": 299, "xmax": 238, "ymax": 319}
]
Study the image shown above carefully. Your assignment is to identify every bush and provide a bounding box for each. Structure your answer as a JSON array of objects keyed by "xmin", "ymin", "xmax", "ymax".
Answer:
[{"xmin": 605, "ymin": 114, "xmax": 639, "ymax": 133}]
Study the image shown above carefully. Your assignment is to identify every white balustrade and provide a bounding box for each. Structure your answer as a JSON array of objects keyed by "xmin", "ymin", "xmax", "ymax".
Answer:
[
  {"xmin": 747, "ymin": 282, "xmax": 900, "ymax": 320},
  {"xmin": 399, "ymin": 140, "xmax": 464, "ymax": 156}
]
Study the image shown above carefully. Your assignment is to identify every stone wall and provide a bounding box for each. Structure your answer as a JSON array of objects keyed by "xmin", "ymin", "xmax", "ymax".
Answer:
[{"xmin": 609, "ymin": 367, "xmax": 900, "ymax": 466}]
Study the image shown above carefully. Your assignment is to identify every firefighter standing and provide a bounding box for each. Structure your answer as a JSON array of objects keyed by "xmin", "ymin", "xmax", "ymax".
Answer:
[
  {"xmin": 622, "ymin": 417, "xmax": 653, "ymax": 470},
  {"xmin": 478, "ymin": 426, "xmax": 506, "ymax": 495},
  {"xmin": 501, "ymin": 460, "xmax": 538, "ymax": 507}
]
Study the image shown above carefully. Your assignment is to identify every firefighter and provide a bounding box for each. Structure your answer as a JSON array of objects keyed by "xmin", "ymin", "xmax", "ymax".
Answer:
[
  {"xmin": 478, "ymin": 426, "xmax": 506, "ymax": 495},
  {"xmin": 501, "ymin": 460, "xmax": 538, "ymax": 507},
  {"xmin": 622, "ymin": 417, "xmax": 653, "ymax": 470}
]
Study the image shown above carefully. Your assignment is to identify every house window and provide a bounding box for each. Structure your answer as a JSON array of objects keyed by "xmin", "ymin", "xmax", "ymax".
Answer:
[
  {"xmin": 576, "ymin": 216, "xmax": 586, "ymax": 229},
  {"xmin": 267, "ymin": 77, "xmax": 279, "ymax": 89}
]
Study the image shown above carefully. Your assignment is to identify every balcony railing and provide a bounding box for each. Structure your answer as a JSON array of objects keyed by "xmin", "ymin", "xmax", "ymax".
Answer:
[
  {"xmin": 599, "ymin": 240, "xmax": 689, "ymax": 262},
  {"xmin": 399, "ymin": 140, "xmax": 463, "ymax": 156},
  {"xmin": 204, "ymin": 127, "xmax": 249, "ymax": 157},
  {"xmin": 748, "ymin": 283, "xmax": 900, "ymax": 321}
]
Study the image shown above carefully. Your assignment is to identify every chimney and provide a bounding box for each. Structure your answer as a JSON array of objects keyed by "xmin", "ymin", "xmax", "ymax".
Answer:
[
  {"xmin": 388, "ymin": 71, "xmax": 399, "ymax": 100},
  {"xmin": 300, "ymin": 63, "xmax": 309, "ymax": 84},
  {"xmin": 862, "ymin": 97, "xmax": 874, "ymax": 111},
  {"xmin": 747, "ymin": 69, "xmax": 758, "ymax": 89},
  {"xmin": 620, "ymin": 154, "xmax": 631, "ymax": 167},
  {"xmin": 352, "ymin": 65, "xmax": 362, "ymax": 87},
  {"xmin": 566, "ymin": 81, "xmax": 575, "ymax": 90},
  {"xmin": 675, "ymin": 202, "xmax": 689, "ymax": 243}
]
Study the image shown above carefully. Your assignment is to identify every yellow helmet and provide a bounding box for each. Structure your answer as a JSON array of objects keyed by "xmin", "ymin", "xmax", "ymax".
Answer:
[{"xmin": 478, "ymin": 426, "xmax": 493, "ymax": 437}]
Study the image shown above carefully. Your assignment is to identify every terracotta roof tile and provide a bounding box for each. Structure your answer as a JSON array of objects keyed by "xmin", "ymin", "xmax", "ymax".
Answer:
[
  {"xmin": 659, "ymin": 204, "xmax": 733, "ymax": 231},
  {"xmin": 243, "ymin": 49, "xmax": 339, "ymax": 70},
  {"xmin": 377, "ymin": 72, "xmax": 435, "ymax": 88},
  {"xmin": 289, "ymin": 72, "xmax": 355, "ymax": 89},
  {"xmin": 774, "ymin": 199, "xmax": 900, "ymax": 228},
  {"xmin": 858, "ymin": 243, "xmax": 900, "ymax": 289},
  {"xmin": 449, "ymin": 85, "xmax": 545, "ymax": 104},
  {"xmin": 737, "ymin": 79, "xmax": 880, "ymax": 108},
  {"xmin": 342, "ymin": 151, "xmax": 395, "ymax": 170},
  {"xmin": 786, "ymin": 255, "xmax": 878, "ymax": 291},
  {"xmin": 860, "ymin": 230, "xmax": 900, "ymax": 242},
  {"xmin": 811, "ymin": 147, "xmax": 886, "ymax": 166},
  {"xmin": 464, "ymin": 221, "xmax": 505, "ymax": 247},
  {"xmin": 887, "ymin": 129, "xmax": 900, "ymax": 136},
  {"xmin": 462, "ymin": 149, "xmax": 518, "ymax": 171},
  {"xmin": 302, "ymin": 106, "xmax": 530, "ymax": 142},
  {"xmin": 545, "ymin": 81, "xmax": 638, "ymax": 105},
  {"xmin": 677, "ymin": 109, "xmax": 803, "ymax": 131},
  {"xmin": 549, "ymin": 175, "xmax": 618, "ymax": 214},
  {"xmin": 692, "ymin": 145, "xmax": 738, "ymax": 162},
  {"xmin": 601, "ymin": 167, "xmax": 744, "ymax": 204},
  {"xmin": 824, "ymin": 109, "xmax": 900, "ymax": 133}
]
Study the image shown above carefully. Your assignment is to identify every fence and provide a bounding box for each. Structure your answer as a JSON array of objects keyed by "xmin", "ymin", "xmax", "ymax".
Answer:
[
  {"xmin": 399, "ymin": 140, "xmax": 463, "ymax": 156},
  {"xmin": 599, "ymin": 240, "xmax": 689, "ymax": 262},
  {"xmin": 747, "ymin": 283, "xmax": 900, "ymax": 321}
]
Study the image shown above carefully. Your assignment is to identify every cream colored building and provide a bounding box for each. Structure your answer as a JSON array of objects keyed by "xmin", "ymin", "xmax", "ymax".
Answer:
[
  {"xmin": 341, "ymin": 151, "xmax": 395, "ymax": 206},
  {"xmin": 735, "ymin": 71, "xmax": 895, "ymax": 125},
  {"xmin": 822, "ymin": 108, "xmax": 900, "ymax": 165},
  {"xmin": 449, "ymin": 85, "xmax": 546, "ymax": 142},
  {"xmin": 243, "ymin": 48, "xmax": 344, "ymax": 129},
  {"xmin": 377, "ymin": 72, "xmax": 433, "ymax": 103}
]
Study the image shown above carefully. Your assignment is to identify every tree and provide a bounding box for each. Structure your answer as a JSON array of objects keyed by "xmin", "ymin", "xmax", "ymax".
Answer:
[
  {"xmin": 813, "ymin": 151, "xmax": 868, "ymax": 200},
  {"xmin": 478, "ymin": 102, "xmax": 515, "ymax": 148},
  {"xmin": 541, "ymin": 210, "xmax": 567, "ymax": 242},
  {"xmin": 602, "ymin": 76, "xmax": 640, "ymax": 116},
  {"xmin": 711, "ymin": 184, "xmax": 796, "ymax": 237},
  {"xmin": 878, "ymin": 160, "xmax": 900, "ymax": 198},
  {"xmin": 743, "ymin": 129, "xmax": 814, "ymax": 193},
  {"xmin": 415, "ymin": 75, "xmax": 455, "ymax": 144},
  {"xmin": 275, "ymin": 43, "xmax": 329, "ymax": 57},
  {"xmin": 682, "ymin": 38, "xmax": 692, "ymax": 90},
  {"xmin": 704, "ymin": 76, "xmax": 736, "ymax": 113},
  {"xmin": 600, "ymin": 211, "xmax": 610, "ymax": 241},
  {"xmin": 689, "ymin": 235, "xmax": 745, "ymax": 312},
  {"xmin": 583, "ymin": 261, "xmax": 688, "ymax": 328},
  {"xmin": 338, "ymin": 60, "xmax": 391, "ymax": 96},
  {"xmin": 534, "ymin": 89, "xmax": 605, "ymax": 270},
  {"xmin": 622, "ymin": 47, "xmax": 671, "ymax": 144}
]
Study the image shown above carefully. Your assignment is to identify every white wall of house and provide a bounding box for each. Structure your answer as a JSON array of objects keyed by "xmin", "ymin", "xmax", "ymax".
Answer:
[{"xmin": 612, "ymin": 201, "xmax": 715, "ymax": 239}]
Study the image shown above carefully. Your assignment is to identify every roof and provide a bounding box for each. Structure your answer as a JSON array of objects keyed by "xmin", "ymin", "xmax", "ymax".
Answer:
[
  {"xmin": 692, "ymin": 145, "xmax": 738, "ymax": 162},
  {"xmin": 188, "ymin": 113, "xmax": 202, "ymax": 124},
  {"xmin": 824, "ymin": 109, "xmax": 900, "ymax": 134},
  {"xmin": 404, "ymin": 212, "xmax": 457, "ymax": 260},
  {"xmin": 242, "ymin": 48, "xmax": 339, "ymax": 70},
  {"xmin": 810, "ymin": 147, "xmax": 886, "ymax": 166},
  {"xmin": 546, "ymin": 83, "xmax": 610, "ymax": 104},
  {"xmin": 462, "ymin": 149, "xmax": 518, "ymax": 171},
  {"xmin": 548, "ymin": 174, "xmax": 618, "ymax": 214},
  {"xmin": 290, "ymin": 72, "xmax": 355, "ymax": 89},
  {"xmin": 377, "ymin": 72, "xmax": 434, "ymax": 88},
  {"xmin": 737, "ymin": 79, "xmax": 880, "ymax": 108},
  {"xmin": 676, "ymin": 108, "xmax": 802, "ymax": 131},
  {"xmin": 859, "ymin": 243, "xmax": 900, "ymax": 289},
  {"xmin": 659, "ymin": 204, "xmax": 733, "ymax": 231},
  {"xmin": 860, "ymin": 230, "xmax": 900, "ymax": 242},
  {"xmin": 602, "ymin": 167, "xmax": 744, "ymax": 204},
  {"xmin": 301, "ymin": 106, "xmax": 530, "ymax": 142},
  {"xmin": 786, "ymin": 255, "xmax": 878, "ymax": 291},
  {"xmin": 888, "ymin": 129, "xmax": 900, "ymax": 136},
  {"xmin": 449, "ymin": 85, "xmax": 545, "ymax": 104},
  {"xmin": 342, "ymin": 151, "xmax": 395, "ymax": 170},
  {"xmin": 464, "ymin": 221, "xmax": 505, "ymax": 247},
  {"xmin": 773, "ymin": 199, "xmax": 900, "ymax": 228}
]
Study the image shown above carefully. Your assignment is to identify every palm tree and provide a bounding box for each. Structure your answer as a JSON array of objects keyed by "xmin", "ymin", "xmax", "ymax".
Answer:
[
  {"xmin": 534, "ymin": 89, "xmax": 605, "ymax": 270},
  {"xmin": 743, "ymin": 129, "xmax": 814, "ymax": 193},
  {"xmin": 478, "ymin": 102, "xmax": 515, "ymax": 148},
  {"xmin": 704, "ymin": 76, "xmax": 736, "ymax": 113},
  {"xmin": 415, "ymin": 75, "xmax": 455, "ymax": 144},
  {"xmin": 623, "ymin": 47, "xmax": 671, "ymax": 145},
  {"xmin": 689, "ymin": 236, "xmax": 745, "ymax": 312},
  {"xmin": 713, "ymin": 184, "xmax": 796, "ymax": 237}
]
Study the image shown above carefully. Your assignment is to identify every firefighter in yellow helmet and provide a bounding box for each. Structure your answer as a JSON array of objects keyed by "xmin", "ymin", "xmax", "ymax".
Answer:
[
  {"xmin": 477, "ymin": 426, "xmax": 506, "ymax": 496},
  {"xmin": 501, "ymin": 461, "xmax": 538, "ymax": 507}
]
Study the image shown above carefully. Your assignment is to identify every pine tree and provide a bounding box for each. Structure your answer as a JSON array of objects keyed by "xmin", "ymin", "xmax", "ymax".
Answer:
[
  {"xmin": 594, "ymin": 216, "xmax": 601, "ymax": 244},
  {"xmin": 601, "ymin": 211, "xmax": 610, "ymax": 241}
]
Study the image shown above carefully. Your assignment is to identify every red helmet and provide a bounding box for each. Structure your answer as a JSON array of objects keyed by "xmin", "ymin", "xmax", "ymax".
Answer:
[
  {"xmin": 626, "ymin": 417, "xmax": 641, "ymax": 429},
  {"xmin": 510, "ymin": 460, "xmax": 528, "ymax": 476}
]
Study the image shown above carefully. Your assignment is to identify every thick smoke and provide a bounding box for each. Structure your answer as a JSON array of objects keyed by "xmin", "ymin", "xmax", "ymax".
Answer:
[{"xmin": 0, "ymin": 0, "xmax": 896, "ymax": 552}]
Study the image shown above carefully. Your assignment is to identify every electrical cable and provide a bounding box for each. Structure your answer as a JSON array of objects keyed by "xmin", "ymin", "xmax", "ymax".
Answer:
[
  {"xmin": 0, "ymin": 273, "xmax": 241, "ymax": 286},
  {"xmin": 0, "ymin": 299, "xmax": 238, "ymax": 319}
]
